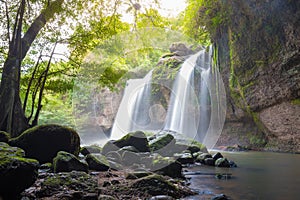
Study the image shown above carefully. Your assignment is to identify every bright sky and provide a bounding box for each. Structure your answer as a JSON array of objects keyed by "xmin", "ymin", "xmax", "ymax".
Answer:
[
  {"xmin": 121, "ymin": 0, "xmax": 187, "ymax": 23},
  {"xmin": 159, "ymin": 0, "xmax": 187, "ymax": 17}
]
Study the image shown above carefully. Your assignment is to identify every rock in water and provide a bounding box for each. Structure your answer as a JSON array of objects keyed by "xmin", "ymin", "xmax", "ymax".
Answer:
[
  {"xmin": 0, "ymin": 142, "xmax": 39, "ymax": 199},
  {"xmin": 9, "ymin": 124, "xmax": 80, "ymax": 163},
  {"xmin": 212, "ymin": 152, "xmax": 223, "ymax": 161},
  {"xmin": 215, "ymin": 158, "xmax": 230, "ymax": 168},
  {"xmin": 53, "ymin": 151, "xmax": 88, "ymax": 173}
]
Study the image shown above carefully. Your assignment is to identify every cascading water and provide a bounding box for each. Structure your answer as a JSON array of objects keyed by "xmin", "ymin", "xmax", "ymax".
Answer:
[
  {"xmin": 110, "ymin": 70, "xmax": 153, "ymax": 140},
  {"xmin": 195, "ymin": 48, "xmax": 212, "ymax": 142},
  {"xmin": 130, "ymin": 71, "xmax": 152, "ymax": 131},
  {"xmin": 110, "ymin": 46, "xmax": 226, "ymax": 148},
  {"xmin": 164, "ymin": 47, "xmax": 223, "ymax": 148},
  {"xmin": 164, "ymin": 52, "xmax": 202, "ymax": 139}
]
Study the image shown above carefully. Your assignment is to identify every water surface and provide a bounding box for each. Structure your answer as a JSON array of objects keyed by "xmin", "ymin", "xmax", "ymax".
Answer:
[{"xmin": 183, "ymin": 151, "xmax": 300, "ymax": 200}]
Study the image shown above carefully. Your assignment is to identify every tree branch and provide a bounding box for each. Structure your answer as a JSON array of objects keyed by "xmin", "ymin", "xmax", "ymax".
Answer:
[
  {"xmin": 4, "ymin": 0, "xmax": 11, "ymax": 43},
  {"xmin": 21, "ymin": 0, "xmax": 64, "ymax": 59},
  {"xmin": 32, "ymin": 42, "xmax": 57, "ymax": 126}
]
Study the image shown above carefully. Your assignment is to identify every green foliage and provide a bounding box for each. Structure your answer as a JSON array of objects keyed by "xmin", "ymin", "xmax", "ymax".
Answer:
[
  {"xmin": 137, "ymin": 8, "xmax": 170, "ymax": 28},
  {"xmin": 291, "ymin": 99, "xmax": 300, "ymax": 105},
  {"xmin": 182, "ymin": 0, "xmax": 229, "ymax": 44}
]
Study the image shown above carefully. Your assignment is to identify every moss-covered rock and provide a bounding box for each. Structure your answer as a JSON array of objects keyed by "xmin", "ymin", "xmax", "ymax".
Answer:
[
  {"xmin": 22, "ymin": 171, "xmax": 98, "ymax": 199},
  {"xmin": 85, "ymin": 154, "xmax": 109, "ymax": 171},
  {"xmin": 80, "ymin": 145, "xmax": 102, "ymax": 156},
  {"xmin": 195, "ymin": 153, "xmax": 212, "ymax": 163},
  {"xmin": 39, "ymin": 162, "xmax": 53, "ymax": 173},
  {"xmin": 0, "ymin": 141, "xmax": 25, "ymax": 157},
  {"xmin": 53, "ymin": 151, "xmax": 88, "ymax": 173},
  {"xmin": 0, "ymin": 143, "xmax": 39, "ymax": 199},
  {"xmin": 126, "ymin": 171, "xmax": 153, "ymax": 180},
  {"xmin": 114, "ymin": 131, "xmax": 150, "ymax": 152},
  {"xmin": 174, "ymin": 153, "xmax": 194, "ymax": 165},
  {"xmin": 0, "ymin": 131, "xmax": 10, "ymax": 143},
  {"xmin": 212, "ymin": 152, "xmax": 223, "ymax": 161},
  {"xmin": 105, "ymin": 151, "xmax": 122, "ymax": 163},
  {"xmin": 102, "ymin": 140, "xmax": 119, "ymax": 155},
  {"xmin": 151, "ymin": 156, "xmax": 183, "ymax": 178},
  {"xmin": 9, "ymin": 124, "xmax": 80, "ymax": 163},
  {"xmin": 121, "ymin": 150, "xmax": 141, "ymax": 166},
  {"xmin": 204, "ymin": 158, "xmax": 215, "ymax": 166},
  {"xmin": 215, "ymin": 158, "xmax": 230, "ymax": 168},
  {"xmin": 131, "ymin": 174, "xmax": 190, "ymax": 198},
  {"xmin": 119, "ymin": 145, "xmax": 139, "ymax": 153},
  {"xmin": 188, "ymin": 140, "xmax": 208, "ymax": 153},
  {"xmin": 149, "ymin": 133, "xmax": 176, "ymax": 153}
]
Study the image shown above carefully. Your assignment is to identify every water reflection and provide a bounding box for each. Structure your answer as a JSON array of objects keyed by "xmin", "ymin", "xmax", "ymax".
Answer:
[{"xmin": 183, "ymin": 151, "xmax": 300, "ymax": 200}]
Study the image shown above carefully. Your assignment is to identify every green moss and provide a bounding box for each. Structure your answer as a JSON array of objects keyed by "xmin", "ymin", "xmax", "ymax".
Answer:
[
  {"xmin": 188, "ymin": 140, "xmax": 207, "ymax": 153},
  {"xmin": 246, "ymin": 132, "xmax": 266, "ymax": 146},
  {"xmin": 291, "ymin": 99, "xmax": 300, "ymax": 105},
  {"xmin": 114, "ymin": 131, "xmax": 150, "ymax": 152},
  {"xmin": 0, "ymin": 142, "xmax": 25, "ymax": 157},
  {"xmin": 0, "ymin": 131, "xmax": 10, "ymax": 143},
  {"xmin": 0, "ymin": 154, "xmax": 39, "ymax": 169},
  {"xmin": 149, "ymin": 134, "xmax": 175, "ymax": 152},
  {"xmin": 43, "ymin": 176, "xmax": 62, "ymax": 187}
]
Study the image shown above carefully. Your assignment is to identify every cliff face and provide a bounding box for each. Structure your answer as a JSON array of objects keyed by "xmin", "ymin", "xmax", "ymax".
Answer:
[{"xmin": 207, "ymin": 0, "xmax": 300, "ymax": 152}]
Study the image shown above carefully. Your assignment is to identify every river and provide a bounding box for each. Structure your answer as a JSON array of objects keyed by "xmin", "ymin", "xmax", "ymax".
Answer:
[{"xmin": 183, "ymin": 151, "xmax": 300, "ymax": 200}]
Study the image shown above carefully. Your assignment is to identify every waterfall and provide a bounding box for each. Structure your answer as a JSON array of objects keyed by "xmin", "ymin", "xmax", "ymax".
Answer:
[
  {"xmin": 110, "ymin": 70, "xmax": 153, "ymax": 140},
  {"xmin": 164, "ymin": 47, "xmax": 225, "ymax": 148},
  {"xmin": 130, "ymin": 71, "xmax": 152, "ymax": 131},
  {"xmin": 164, "ymin": 52, "xmax": 202, "ymax": 139},
  {"xmin": 110, "ymin": 47, "xmax": 226, "ymax": 148}
]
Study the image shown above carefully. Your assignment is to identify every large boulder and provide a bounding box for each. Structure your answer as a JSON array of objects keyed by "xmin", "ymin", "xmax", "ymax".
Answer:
[
  {"xmin": 0, "ymin": 142, "xmax": 39, "ymax": 199},
  {"xmin": 113, "ymin": 131, "xmax": 150, "ymax": 152},
  {"xmin": 53, "ymin": 151, "xmax": 88, "ymax": 173},
  {"xmin": 9, "ymin": 124, "xmax": 80, "ymax": 163}
]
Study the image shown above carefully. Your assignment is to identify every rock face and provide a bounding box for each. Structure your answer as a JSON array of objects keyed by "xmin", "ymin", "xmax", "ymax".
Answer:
[
  {"xmin": 9, "ymin": 124, "xmax": 81, "ymax": 163},
  {"xmin": 200, "ymin": 0, "xmax": 300, "ymax": 152},
  {"xmin": 0, "ymin": 142, "xmax": 39, "ymax": 199}
]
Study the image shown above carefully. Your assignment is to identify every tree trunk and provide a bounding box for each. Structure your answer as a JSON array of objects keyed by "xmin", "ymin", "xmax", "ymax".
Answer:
[{"xmin": 0, "ymin": 0, "xmax": 64, "ymax": 137}]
